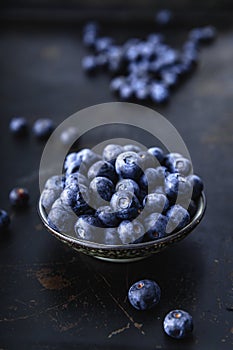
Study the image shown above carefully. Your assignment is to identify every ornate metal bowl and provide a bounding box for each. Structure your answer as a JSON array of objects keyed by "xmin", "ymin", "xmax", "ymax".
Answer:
[{"xmin": 38, "ymin": 193, "xmax": 206, "ymax": 263}]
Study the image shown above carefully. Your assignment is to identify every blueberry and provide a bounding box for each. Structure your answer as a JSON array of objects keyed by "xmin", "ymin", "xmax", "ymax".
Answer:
[
  {"xmin": 164, "ymin": 152, "xmax": 182, "ymax": 169},
  {"xmin": 166, "ymin": 204, "xmax": 190, "ymax": 234},
  {"xmin": 187, "ymin": 174, "xmax": 204, "ymax": 200},
  {"xmin": 9, "ymin": 117, "xmax": 28, "ymax": 136},
  {"xmin": 73, "ymin": 184, "xmax": 92, "ymax": 216},
  {"xmin": 88, "ymin": 160, "xmax": 117, "ymax": 183},
  {"xmin": 152, "ymin": 185, "xmax": 165, "ymax": 195},
  {"xmin": 147, "ymin": 147, "xmax": 165, "ymax": 164},
  {"xmin": 123, "ymin": 144, "xmax": 142, "ymax": 153},
  {"xmin": 41, "ymin": 188, "xmax": 62, "ymax": 213},
  {"xmin": 82, "ymin": 31, "xmax": 96, "ymax": 49},
  {"xmin": 83, "ymin": 21, "xmax": 99, "ymax": 36},
  {"xmin": 179, "ymin": 199, "xmax": 197, "ymax": 219},
  {"xmin": 33, "ymin": 118, "xmax": 54, "ymax": 140},
  {"xmin": 147, "ymin": 33, "xmax": 164, "ymax": 45},
  {"xmin": 65, "ymin": 159, "xmax": 87, "ymax": 176},
  {"xmin": 119, "ymin": 84, "xmax": 134, "ymax": 101},
  {"xmin": 110, "ymin": 76, "xmax": 125, "ymax": 94},
  {"xmin": 76, "ymin": 149, "xmax": 102, "ymax": 168},
  {"xmin": 44, "ymin": 175, "xmax": 65, "ymax": 191},
  {"xmin": 165, "ymin": 173, "xmax": 192, "ymax": 202},
  {"xmin": 64, "ymin": 153, "xmax": 78, "ymax": 171},
  {"xmin": 48, "ymin": 198, "xmax": 77, "ymax": 234},
  {"xmin": 163, "ymin": 309, "xmax": 193, "ymax": 339},
  {"xmin": 134, "ymin": 85, "xmax": 149, "ymax": 101},
  {"xmin": 60, "ymin": 186, "xmax": 78, "ymax": 207},
  {"xmin": 143, "ymin": 193, "xmax": 169, "ymax": 215},
  {"xmin": 140, "ymin": 167, "xmax": 167, "ymax": 192},
  {"xmin": 128, "ymin": 279, "xmax": 161, "ymax": 310},
  {"xmin": 169, "ymin": 157, "xmax": 192, "ymax": 176},
  {"xmin": 138, "ymin": 151, "xmax": 157, "ymax": 170},
  {"xmin": 189, "ymin": 26, "xmax": 217, "ymax": 44},
  {"xmin": 60, "ymin": 127, "xmax": 79, "ymax": 146},
  {"xmin": 9, "ymin": 187, "xmax": 29, "ymax": 207},
  {"xmin": 89, "ymin": 176, "xmax": 115, "ymax": 207},
  {"xmin": 150, "ymin": 83, "xmax": 170, "ymax": 104},
  {"xmin": 96, "ymin": 206, "xmax": 119, "ymax": 227},
  {"xmin": 102, "ymin": 144, "xmax": 124, "ymax": 164},
  {"xmin": 0, "ymin": 209, "xmax": 10, "ymax": 232},
  {"xmin": 94, "ymin": 37, "xmax": 114, "ymax": 53},
  {"xmin": 116, "ymin": 179, "xmax": 140, "ymax": 199},
  {"xmin": 160, "ymin": 69, "xmax": 179, "ymax": 88},
  {"xmin": 82, "ymin": 55, "xmax": 98, "ymax": 74},
  {"xmin": 103, "ymin": 228, "xmax": 121, "ymax": 245},
  {"xmin": 117, "ymin": 220, "xmax": 145, "ymax": 244},
  {"xmin": 74, "ymin": 215, "xmax": 103, "ymax": 243},
  {"xmin": 110, "ymin": 190, "xmax": 141, "ymax": 220},
  {"xmin": 65, "ymin": 172, "xmax": 88, "ymax": 188},
  {"xmin": 155, "ymin": 9, "xmax": 173, "ymax": 26},
  {"xmin": 143, "ymin": 213, "xmax": 168, "ymax": 241},
  {"xmin": 115, "ymin": 151, "xmax": 143, "ymax": 181}
]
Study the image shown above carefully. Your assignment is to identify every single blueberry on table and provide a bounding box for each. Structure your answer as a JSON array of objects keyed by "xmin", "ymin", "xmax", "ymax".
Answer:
[
  {"xmin": 9, "ymin": 117, "xmax": 28, "ymax": 136},
  {"xmin": 89, "ymin": 176, "xmax": 115, "ymax": 208},
  {"xmin": 117, "ymin": 220, "xmax": 145, "ymax": 244},
  {"xmin": 155, "ymin": 9, "xmax": 173, "ymax": 26},
  {"xmin": 115, "ymin": 151, "xmax": 143, "ymax": 181},
  {"xmin": 128, "ymin": 279, "xmax": 161, "ymax": 310},
  {"xmin": 0, "ymin": 209, "xmax": 10, "ymax": 232},
  {"xmin": 116, "ymin": 178, "xmax": 140, "ymax": 199},
  {"xmin": 187, "ymin": 174, "xmax": 203, "ymax": 200},
  {"xmin": 110, "ymin": 190, "xmax": 141, "ymax": 220},
  {"xmin": 143, "ymin": 213, "xmax": 168, "ymax": 241},
  {"xmin": 88, "ymin": 160, "xmax": 117, "ymax": 183},
  {"xmin": 166, "ymin": 204, "xmax": 190, "ymax": 234},
  {"xmin": 32, "ymin": 118, "xmax": 54, "ymax": 140},
  {"xmin": 74, "ymin": 215, "xmax": 103, "ymax": 243},
  {"xmin": 9, "ymin": 187, "xmax": 29, "ymax": 207},
  {"xmin": 60, "ymin": 127, "xmax": 79, "ymax": 146},
  {"xmin": 163, "ymin": 309, "xmax": 193, "ymax": 339},
  {"xmin": 102, "ymin": 144, "xmax": 124, "ymax": 164},
  {"xmin": 96, "ymin": 206, "xmax": 119, "ymax": 227}
]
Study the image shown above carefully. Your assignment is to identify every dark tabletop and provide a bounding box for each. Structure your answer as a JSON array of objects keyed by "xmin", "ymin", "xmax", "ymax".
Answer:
[{"xmin": 0, "ymin": 13, "xmax": 232, "ymax": 350}]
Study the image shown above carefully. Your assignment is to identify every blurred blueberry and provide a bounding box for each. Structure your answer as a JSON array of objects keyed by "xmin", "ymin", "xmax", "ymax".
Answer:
[{"xmin": 9, "ymin": 117, "xmax": 28, "ymax": 136}]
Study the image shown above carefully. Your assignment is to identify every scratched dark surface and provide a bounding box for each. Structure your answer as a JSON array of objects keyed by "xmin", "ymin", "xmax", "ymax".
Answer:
[{"xmin": 0, "ymin": 15, "xmax": 233, "ymax": 350}]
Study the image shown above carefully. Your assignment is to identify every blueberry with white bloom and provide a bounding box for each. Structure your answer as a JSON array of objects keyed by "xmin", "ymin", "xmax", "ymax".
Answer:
[
  {"xmin": 117, "ymin": 220, "xmax": 145, "ymax": 244},
  {"xmin": 110, "ymin": 190, "xmax": 141, "ymax": 220},
  {"xmin": 128, "ymin": 279, "xmax": 161, "ymax": 310},
  {"xmin": 166, "ymin": 204, "xmax": 190, "ymax": 234},
  {"xmin": 163, "ymin": 309, "xmax": 193, "ymax": 339}
]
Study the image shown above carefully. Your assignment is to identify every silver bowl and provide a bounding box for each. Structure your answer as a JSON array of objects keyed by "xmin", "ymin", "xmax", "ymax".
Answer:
[{"xmin": 38, "ymin": 193, "xmax": 206, "ymax": 263}]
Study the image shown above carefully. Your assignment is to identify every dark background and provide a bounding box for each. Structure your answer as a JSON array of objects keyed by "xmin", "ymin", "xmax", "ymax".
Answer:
[{"xmin": 0, "ymin": 2, "xmax": 232, "ymax": 349}]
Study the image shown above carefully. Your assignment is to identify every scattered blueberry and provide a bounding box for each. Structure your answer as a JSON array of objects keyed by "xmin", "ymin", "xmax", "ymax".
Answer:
[
  {"xmin": 60, "ymin": 127, "xmax": 79, "ymax": 146},
  {"xmin": 0, "ymin": 209, "xmax": 10, "ymax": 232},
  {"xmin": 9, "ymin": 187, "xmax": 29, "ymax": 207},
  {"xmin": 9, "ymin": 117, "xmax": 28, "ymax": 136},
  {"xmin": 33, "ymin": 118, "xmax": 54, "ymax": 140},
  {"xmin": 155, "ymin": 9, "xmax": 173, "ymax": 26},
  {"xmin": 128, "ymin": 279, "xmax": 161, "ymax": 310},
  {"xmin": 163, "ymin": 309, "xmax": 193, "ymax": 339}
]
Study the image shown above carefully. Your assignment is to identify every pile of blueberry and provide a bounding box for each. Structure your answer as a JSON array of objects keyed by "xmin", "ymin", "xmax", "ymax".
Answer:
[
  {"xmin": 41, "ymin": 144, "xmax": 204, "ymax": 244},
  {"xmin": 81, "ymin": 21, "xmax": 216, "ymax": 103},
  {"xmin": 128, "ymin": 278, "xmax": 193, "ymax": 339}
]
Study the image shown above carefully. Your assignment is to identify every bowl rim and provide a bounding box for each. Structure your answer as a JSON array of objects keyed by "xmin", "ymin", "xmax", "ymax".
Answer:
[{"xmin": 38, "ymin": 192, "xmax": 206, "ymax": 251}]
